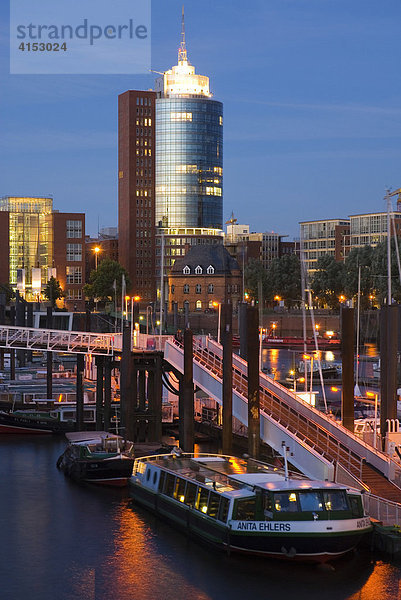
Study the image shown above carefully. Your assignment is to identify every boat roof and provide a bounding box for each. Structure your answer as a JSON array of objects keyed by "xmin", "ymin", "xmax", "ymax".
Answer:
[
  {"xmin": 66, "ymin": 431, "xmax": 124, "ymax": 443},
  {"xmin": 139, "ymin": 454, "xmax": 349, "ymax": 497}
]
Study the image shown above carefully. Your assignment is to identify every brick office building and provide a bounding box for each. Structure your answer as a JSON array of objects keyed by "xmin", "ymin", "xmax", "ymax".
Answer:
[
  {"xmin": 118, "ymin": 90, "xmax": 156, "ymax": 301},
  {"xmin": 168, "ymin": 245, "xmax": 241, "ymax": 312},
  {"xmin": 52, "ymin": 212, "xmax": 86, "ymax": 310}
]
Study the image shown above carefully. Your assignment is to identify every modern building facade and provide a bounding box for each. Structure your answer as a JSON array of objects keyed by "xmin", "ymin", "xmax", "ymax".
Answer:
[
  {"xmin": 155, "ymin": 16, "xmax": 223, "ymax": 231},
  {"xmin": 0, "ymin": 196, "xmax": 85, "ymax": 309},
  {"xmin": 300, "ymin": 218, "xmax": 350, "ymax": 276},
  {"xmin": 345, "ymin": 212, "xmax": 401, "ymax": 253},
  {"xmin": 118, "ymin": 89, "xmax": 156, "ymax": 301}
]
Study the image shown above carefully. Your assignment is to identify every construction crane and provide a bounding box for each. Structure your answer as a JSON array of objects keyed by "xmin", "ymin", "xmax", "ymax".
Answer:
[{"xmin": 388, "ymin": 188, "xmax": 401, "ymax": 210}]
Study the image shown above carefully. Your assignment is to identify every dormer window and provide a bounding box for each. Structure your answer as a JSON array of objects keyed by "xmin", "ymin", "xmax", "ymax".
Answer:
[
  {"xmin": 207, "ymin": 265, "xmax": 215, "ymax": 275},
  {"xmin": 183, "ymin": 265, "xmax": 190, "ymax": 275},
  {"xmin": 195, "ymin": 265, "xmax": 203, "ymax": 275}
]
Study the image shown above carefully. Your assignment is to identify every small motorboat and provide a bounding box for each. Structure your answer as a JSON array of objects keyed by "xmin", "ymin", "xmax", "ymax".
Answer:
[{"xmin": 57, "ymin": 431, "xmax": 135, "ymax": 487}]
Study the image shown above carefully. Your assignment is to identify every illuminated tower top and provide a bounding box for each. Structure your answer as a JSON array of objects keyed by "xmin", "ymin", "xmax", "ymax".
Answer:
[{"xmin": 155, "ymin": 6, "xmax": 212, "ymax": 99}]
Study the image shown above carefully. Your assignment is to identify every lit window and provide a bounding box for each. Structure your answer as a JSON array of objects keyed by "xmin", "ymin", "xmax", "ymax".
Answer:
[
  {"xmin": 170, "ymin": 112, "xmax": 193, "ymax": 122},
  {"xmin": 219, "ymin": 116, "xmax": 223, "ymax": 125},
  {"xmin": 205, "ymin": 187, "xmax": 222, "ymax": 196},
  {"xmin": 196, "ymin": 300, "xmax": 202, "ymax": 310}
]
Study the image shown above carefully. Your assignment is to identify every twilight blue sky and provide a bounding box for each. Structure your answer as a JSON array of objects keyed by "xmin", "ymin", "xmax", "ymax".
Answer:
[{"xmin": 1, "ymin": 0, "xmax": 401, "ymax": 239}]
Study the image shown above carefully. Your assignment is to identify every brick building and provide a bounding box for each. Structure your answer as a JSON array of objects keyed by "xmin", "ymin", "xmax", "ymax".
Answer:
[
  {"xmin": 86, "ymin": 231, "xmax": 119, "ymax": 282},
  {"xmin": 168, "ymin": 244, "xmax": 241, "ymax": 312},
  {"xmin": 52, "ymin": 212, "xmax": 86, "ymax": 310},
  {"xmin": 118, "ymin": 90, "xmax": 156, "ymax": 301}
]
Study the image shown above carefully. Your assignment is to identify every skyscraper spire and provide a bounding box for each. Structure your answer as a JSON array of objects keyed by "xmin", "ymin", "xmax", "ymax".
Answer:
[{"xmin": 178, "ymin": 5, "xmax": 188, "ymax": 63}]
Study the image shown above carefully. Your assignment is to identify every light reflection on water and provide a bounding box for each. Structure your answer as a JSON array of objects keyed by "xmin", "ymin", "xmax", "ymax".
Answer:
[{"xmin": 1, "ymin": 420, "xmax": 399, "ymax": 600}]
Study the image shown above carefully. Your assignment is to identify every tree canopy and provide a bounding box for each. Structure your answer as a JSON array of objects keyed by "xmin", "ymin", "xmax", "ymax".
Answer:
[
  {"xmin": 84, "ymin": 259, "xmax": 131, "ymax": 301},
  {"xmin": 43, "ymin": 277, "xmax": 65, "ymax": 308},
  {"xmin": 245, "ymin": 254, "xmax": 301, "ymax": 307}
]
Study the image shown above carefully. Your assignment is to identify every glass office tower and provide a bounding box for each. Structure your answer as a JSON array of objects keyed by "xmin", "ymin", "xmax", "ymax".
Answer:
[{"xmin": 155, "ymin": 12, "xmax": 223, "ymax": 230}]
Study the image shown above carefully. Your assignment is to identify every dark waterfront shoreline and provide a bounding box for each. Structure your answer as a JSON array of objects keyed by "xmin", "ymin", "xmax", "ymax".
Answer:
[{"xmin": 1, "ymin": 435, "xmax": 401, "ymax": 600}]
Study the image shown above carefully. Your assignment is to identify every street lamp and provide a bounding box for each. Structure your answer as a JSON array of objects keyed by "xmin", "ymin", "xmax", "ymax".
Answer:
[
  {"xmin": 130, "ymin": 295, "xmax": 141, "ymax": 346},
  {"xmin": 146, "ymin": 305, "xmax": 153, "ymax": 335},
  {"xmin": 93, "ymin": 246, "xmax": 101, "ymax": 270},
  {"xmin": 366, "ymin": 391, "xmax": 379, "ymax": 449},
  {"xmin": 212, "ymin": 301, "xmax": 222, "ymax": 344},
  {"xmin": 290, "ymin": 369, "xmax": 296, "ymax": 392},
  {"xmin": 303, "ymin": 354, "xmax": 314, "ymax": 399},
  {"xmin": 271, "ymin": 321, "xmax": 277, "ymax": 338},
  {"xmin": 124, "ymin": 295, "xmax": 130, "ymax": 320}
]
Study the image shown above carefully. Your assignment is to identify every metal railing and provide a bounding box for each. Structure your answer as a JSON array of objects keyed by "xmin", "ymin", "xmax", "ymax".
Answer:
[
  {"xmin": 188, "ymin": 341, "xmax": 364, "ymax": 480},
  {"xmin": 0, "ymin": 325, "xmax": 115, "ymax": 355},
  {"xmin": 363, "ymin": 493, "xmax": 401, "ymax": 527}
]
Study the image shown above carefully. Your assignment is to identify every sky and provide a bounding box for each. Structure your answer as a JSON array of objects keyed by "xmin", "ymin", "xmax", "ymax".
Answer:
[{"xmin": 1, "ymin": 0, "xmax": 401, "ymax": 239}]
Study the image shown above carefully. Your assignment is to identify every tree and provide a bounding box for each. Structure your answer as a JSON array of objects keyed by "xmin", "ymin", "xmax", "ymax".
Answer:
[
  {"xmin": 84, "ymin": 259, "xmax": 131, "ymax": 301},
  {"xmin": 343, "ymin": 246, "xmax": 375, "ymax": 308},
  {"xmin": 311, "ymin": 255, "xmax": 345, "ymax": 309},
  {"xmin": 43, "ymin": 277, "xmax": 65, "ymax": 308},
  {"xmin": 0, "ymin": 283, "xmax": 14, "ymax": 303},
  {"xmin": 268, "ymin": 254, "xmax": 302, "ymax": 307},
  {"xmin": 244, "ymin": 258, "xmax": 270, "ymax": 301},
  {"xmin": 371, "ymin": 239, "xmax": 401, "ymax": 304}
]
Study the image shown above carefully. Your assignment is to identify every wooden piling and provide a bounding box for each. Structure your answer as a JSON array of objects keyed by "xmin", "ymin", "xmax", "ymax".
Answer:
[
  {"xmin": 95, "ymin": 356, "xmax": 104, "ymax": 430},
  {"xmin": 46, "ymin": 307, "xmax": 52, "ymax": 400},
  {"xmin": 222, "ymin": 303, "xmax": 233, "ymax": 455},
  {"xmin": 341, "ymin": 307, "xmax": 355, "ymax": 432},
  {"xmin": 247, "ymin": 305, "xmax": 260, "ymax": 459},
  {"xmin": 179, "ymin": 328, "xmax": 194, "ymax": 452}
]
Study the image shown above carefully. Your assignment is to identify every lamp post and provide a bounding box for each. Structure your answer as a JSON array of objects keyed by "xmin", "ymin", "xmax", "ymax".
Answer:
[
  {"xmin": 130, "ymin": 296, "xmax": 140, "ymax": 347},
  {"xmin": 303, "ymin": 354, "xmax": 314, "ymax": 400},
  {"xmin": 212, "ymin": 301, "xmax": 222, "ymax": 344},
  {"xmin": 93, "ymin": 246, "xmax": 101, "ymax": 270},
  {"xmin": 146, "ymin": 305, "xmax": 153, "ymax": 335},
  {"xmin": 367, "ymin": 391, "xmax": 379, "ymax": 449},
  {"xmin": 290, "ymin": 370, "xmax": 296, "ymax": 392}
]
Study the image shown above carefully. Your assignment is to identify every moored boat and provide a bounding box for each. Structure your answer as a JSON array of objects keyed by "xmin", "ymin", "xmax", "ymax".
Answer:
[
  {"xmin": 0, "ymin": 409, "xmax": 72, "ymax": 434},
  {"xmin": 57, "ymin": 431, "xmax": 135, "ymax": 486},
  {"xmin": 129, "ymin": 453, "xmax": 372, "ymax": 563}
]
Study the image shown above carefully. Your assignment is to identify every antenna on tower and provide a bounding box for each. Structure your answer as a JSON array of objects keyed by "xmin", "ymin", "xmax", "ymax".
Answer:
[{"xmin": 178, "ymin": 5, "xmax": 188, "ymax": 63}]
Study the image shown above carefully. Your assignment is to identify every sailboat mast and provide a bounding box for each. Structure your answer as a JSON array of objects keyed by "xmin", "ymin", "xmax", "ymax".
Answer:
[{"xmin": 386, "ymin": 190, "xmax": 392, "ymax": 305}]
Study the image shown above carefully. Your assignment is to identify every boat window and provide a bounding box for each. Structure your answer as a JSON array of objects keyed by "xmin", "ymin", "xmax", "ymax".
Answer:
[
  {"xmin": 349, "ymin": 496, "xmax": 363, "ymax": 518},
  {"xmin": 263, "ymin": 493, "xmax": 273, "ymax": 518},
  {"xmin": 323, "ymin": 490, "xmax": 349, "ymax": 511},
  {"xmin": 207, "ymin": 492, "xmax": 220, "ymax": 519},
  {"xmin": 273, "ymin": 492, "xmax": 299, "ymax": 513},
  {"xmin": 176, "ymin": 477, "xmax": 187, "ymax": 502},
  {"xmin": 185, "ymin": 483, "xmax": 197, "ymax": 507},
  {"xmin": 158, "ymin": 470, "xmax": 166, "ymax": 492},
  {"xmin": 153, "ymin": 471, "xmax": 158, "ymax": 485},
  {"xmin": 235, "ymin": 498, "xmax": 256, "ymax": 521},
  {"xmin": 165, "ymin": 473, "xmax": 176, "ymax": 497},
  {"xmin": 298, "ymin": 491, "xmax": 324, "ymax": 512},
  {"xmin": 196, "ymin": 487, "xmax": 210, "ymax": 514},
  {"xmin": 218, "ymin": 497, "xmax": 230, "ymax": 523},
  {"xmin": 146, "ymin": 469, "xmax": 151, "ymax": 481}
]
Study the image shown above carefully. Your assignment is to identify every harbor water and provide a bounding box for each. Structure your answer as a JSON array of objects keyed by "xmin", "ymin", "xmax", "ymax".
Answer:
[{"xmin": 1, "ymin": 435, "xmax": 401, "ymax": 600}]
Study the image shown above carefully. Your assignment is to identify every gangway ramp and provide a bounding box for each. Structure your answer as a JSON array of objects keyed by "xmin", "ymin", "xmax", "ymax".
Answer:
[
  {"xmin": 165, "ymin": 338, "xmax": 401, "ymax": 504},
  {"xmin": 165, "ymin": 339, "xmax": 334, "ymax": 481}
]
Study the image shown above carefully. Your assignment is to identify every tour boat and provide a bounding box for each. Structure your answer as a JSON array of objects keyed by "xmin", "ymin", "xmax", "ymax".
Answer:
[
  {"xmin": 129, "ymin": 452, "xmax": 372, "ymax": 563},
  {"xmin": 57, "ymin": 431, "xmax": 135, "ymax": 487}
]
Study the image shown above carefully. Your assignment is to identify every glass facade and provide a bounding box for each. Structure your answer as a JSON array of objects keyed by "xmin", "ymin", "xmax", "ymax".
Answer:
[
  {"xmin": 0, "ymin": 196, "xmax": 53, "ymax": 297},
  {"xmin": 155, "ymin": 97, "xmax": 223, "ymax": 230}
]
